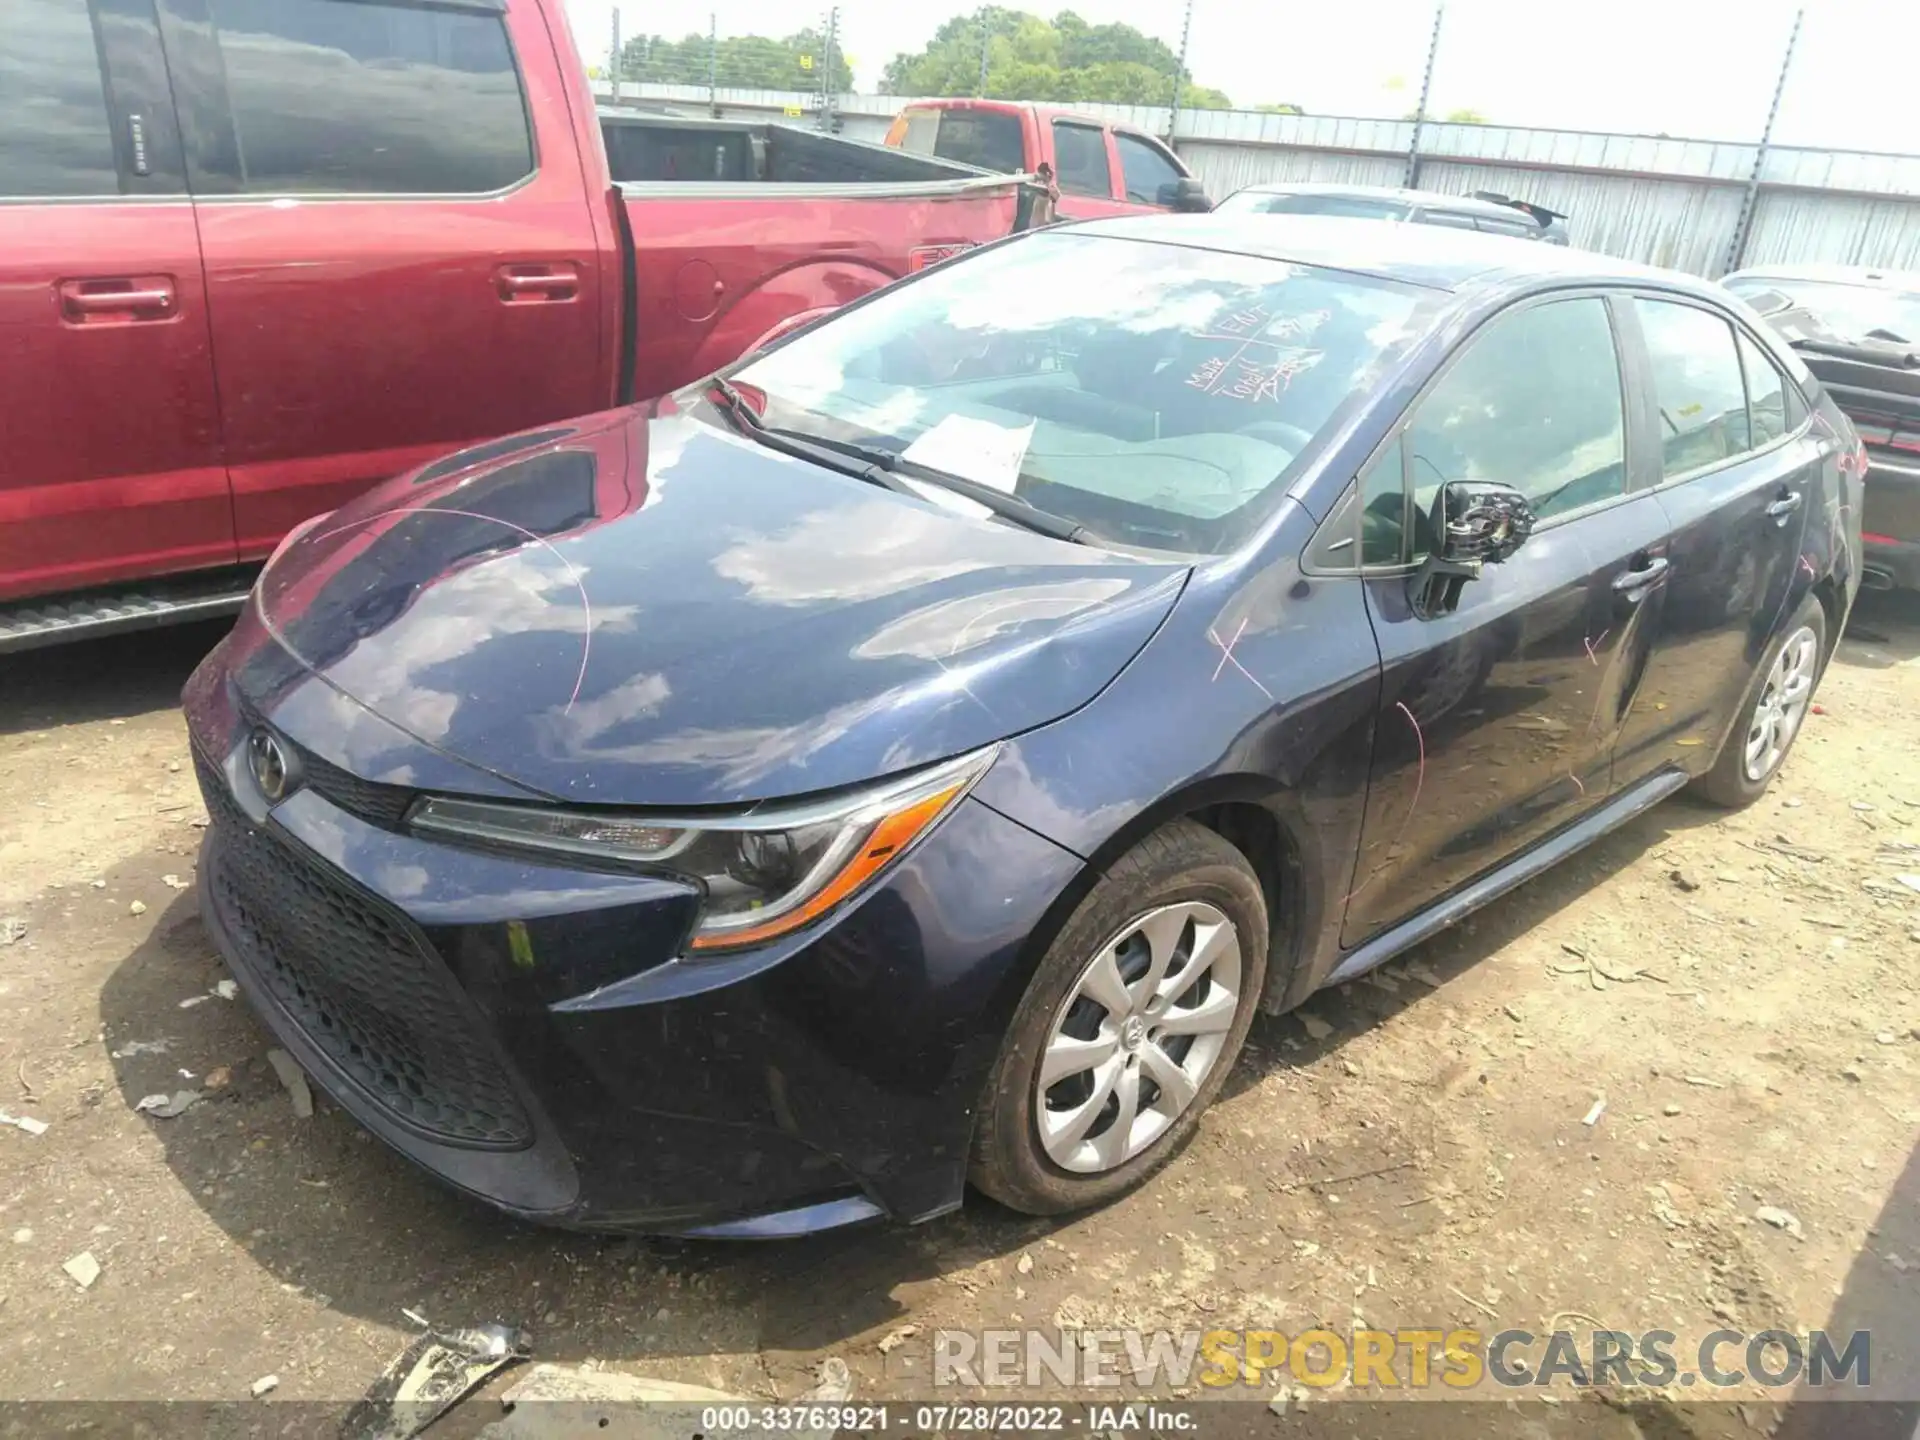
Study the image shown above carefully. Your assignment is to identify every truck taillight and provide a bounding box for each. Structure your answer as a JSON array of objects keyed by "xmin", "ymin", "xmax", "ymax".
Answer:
[{"xmin": 909, "ymin": 244, "xmax": 974, "ymax": 273}]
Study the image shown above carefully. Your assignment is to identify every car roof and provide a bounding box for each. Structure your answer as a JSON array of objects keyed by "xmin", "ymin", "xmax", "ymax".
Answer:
[
  {"xmin": 1063, "ymin": 213, "xmax": 1707, "ymax": 297},
  {"xmin": 1724, "ymin": 263, "xmax": 1920, "ymax": 292},
  {"xmin": 1229, "ymin": 181, "xmax": 1537, "ymax": 223}
]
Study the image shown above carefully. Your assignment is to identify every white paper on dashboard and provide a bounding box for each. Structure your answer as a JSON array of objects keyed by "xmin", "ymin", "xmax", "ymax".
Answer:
[{"xmin": 900, "ymin": 414, "xmax": 1035, "ymax": 495}]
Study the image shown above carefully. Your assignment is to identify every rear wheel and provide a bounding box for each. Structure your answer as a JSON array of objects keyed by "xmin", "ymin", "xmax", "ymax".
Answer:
[
  {"xmin": 969, "ymin": 820, "xmax": 1267, "ymax": 1215},
  {"xmin": 1693, "ymin": 594, "xmax": 1826, "ymax": 808}
]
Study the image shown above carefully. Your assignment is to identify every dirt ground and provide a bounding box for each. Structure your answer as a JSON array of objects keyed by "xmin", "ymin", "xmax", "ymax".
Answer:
[{"xmin": 2, "ymin": 593, "xmax": 1918, "ymax": 1438}]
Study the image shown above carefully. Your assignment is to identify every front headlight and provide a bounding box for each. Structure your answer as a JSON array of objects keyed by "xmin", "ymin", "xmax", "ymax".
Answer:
[{"xmin": 408, "ymin": 745, "xmax": 999, "ymax": 953}]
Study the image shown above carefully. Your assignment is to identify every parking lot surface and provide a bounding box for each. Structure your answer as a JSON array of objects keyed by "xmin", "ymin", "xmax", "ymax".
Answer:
[{"xmin": 2, "ymin": 595, "xmax": 1917, "ymax": 1436}]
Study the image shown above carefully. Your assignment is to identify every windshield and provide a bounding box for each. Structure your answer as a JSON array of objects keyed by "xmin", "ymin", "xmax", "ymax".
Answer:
[
  {"xmin": 1216, "ymin": 191, "xmax": 1412, "ymax": 221},
  {"xmin": 1727, "ymin": 276, "xmax": 1920, "ymax": 347},
  {"xmin": 729, "ymin": 232, "xmax": 1428, "ymax": 554}
]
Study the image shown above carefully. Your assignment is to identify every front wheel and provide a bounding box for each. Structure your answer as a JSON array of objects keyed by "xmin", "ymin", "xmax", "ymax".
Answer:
[
  {"xmin": 1692, "ymin": 594, "xmax": 1827, "ymax": 808},
  {"xmin": 969, "ymin": 820, "xmax": 1267, "ymax": 1215}
]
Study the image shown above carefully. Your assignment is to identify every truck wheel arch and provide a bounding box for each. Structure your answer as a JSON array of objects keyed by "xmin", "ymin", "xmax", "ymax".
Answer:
[{"xmin": 687, "ymin": 259, "xmax": 898, "ymax": 377}]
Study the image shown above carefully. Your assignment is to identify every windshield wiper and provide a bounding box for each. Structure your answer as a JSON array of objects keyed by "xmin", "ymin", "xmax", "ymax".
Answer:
[
  {"xmin": 707, "ymin": 380, "xmax": 1091, "ymax": 545},
  {"xmin": 707, "ymin": 379, "xmax": 922, "ymax": 499}
]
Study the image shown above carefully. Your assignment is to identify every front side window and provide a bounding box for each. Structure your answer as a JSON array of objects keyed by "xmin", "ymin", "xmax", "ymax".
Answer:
[
  {"xmin": 206, "ymin": 0, "xmax": 533, "ymax": 194},
  {"xmin": 731, "ymin": 231, "xmax": 1429, "ymax": 555},
  {"xmin": 1051, "ymin": 121, "xmax": 1111, "ymax": 197},
  {"xmin": 1637, "ymin": 298, "xmax": 1752, "ymax": 477},
  {"xmin": 1405, "ymin": 296, "xmax": 1627, "ymax": 527},
  {"xmin": 0, "ymin": 0, "xmax": 120, "ymax": 198},
  {"xmin": 1114, "ymin": 132, "xmax": 1182, "ymax": 205}
]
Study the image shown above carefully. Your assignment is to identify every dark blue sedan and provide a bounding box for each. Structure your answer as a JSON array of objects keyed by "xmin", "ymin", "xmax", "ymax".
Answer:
[{"xmin": 185, "ymin": 216, "xmax": 1864, "ymax": 1237}]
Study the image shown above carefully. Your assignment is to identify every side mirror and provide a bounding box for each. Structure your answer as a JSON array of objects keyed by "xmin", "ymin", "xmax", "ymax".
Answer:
[
  {"xmin": 1408, "ymin": 480, "xmax": 1535, "ymax": 619},
  {"xmin": 1157, "ymin": 176, "xmax": 1213, "ymax": 213}
]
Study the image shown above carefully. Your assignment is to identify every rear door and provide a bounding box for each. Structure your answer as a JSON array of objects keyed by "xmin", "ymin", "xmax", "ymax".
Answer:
[
  {"xmin": 157, "ymin": 0, "xmax": 603, "ymax": 557},
  {"xmin": 1610, "ymin": 296, "xmax": 1818, "ymax": 786},
  {"xmin": 1342, "ymin": 292, "xmax": 1672, "ymax": 946},
  {"xmin": 1049, "ymin": 119, "xmax": 1133, "ymax": 220},
  {"xmin": 0, "ymin": 0, "xmax": 230, "ymax": 601}
]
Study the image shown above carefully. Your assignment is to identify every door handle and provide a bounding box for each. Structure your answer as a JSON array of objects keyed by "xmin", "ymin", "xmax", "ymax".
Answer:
[
  {"xmin": 1611, "ymin": 555, "xmax": 1669, "ymax": 599},
  {"xmin": 494, "ymin": 264, "xmax": 579, "ymax": 303},
  {"xmin": 57, "ymin": 276, "xmax": 176, "ymax": 324},
  {"xmin": 1765, "ymin": 491, "xmax": 1803, "ymax": 525}
]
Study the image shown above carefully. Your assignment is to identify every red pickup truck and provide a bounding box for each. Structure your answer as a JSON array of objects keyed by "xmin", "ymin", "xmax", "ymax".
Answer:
[
  {"xmin": 0, "ymin": 0, "xmax": 1049, "ymax": 650},
  {"xmin": 883, "ymin": 99, "xmax": 1211, "ymax": 220}
]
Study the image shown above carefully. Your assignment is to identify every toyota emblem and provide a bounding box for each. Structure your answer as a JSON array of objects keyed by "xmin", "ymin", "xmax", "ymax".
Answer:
[{"xmin": 248, "ymin": 728, "xmax": 293, "ymax": 803}]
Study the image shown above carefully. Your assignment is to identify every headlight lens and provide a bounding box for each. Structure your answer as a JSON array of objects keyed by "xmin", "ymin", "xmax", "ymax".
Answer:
[{"xmin": 408, "ymin": 745, "xmax": 999, "ymax": 953}]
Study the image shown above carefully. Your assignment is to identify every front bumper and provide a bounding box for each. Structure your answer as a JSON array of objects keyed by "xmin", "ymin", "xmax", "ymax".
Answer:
[{"xmin": 183, "ymin": 629, "xmax": 1083, "ymax": 1236}]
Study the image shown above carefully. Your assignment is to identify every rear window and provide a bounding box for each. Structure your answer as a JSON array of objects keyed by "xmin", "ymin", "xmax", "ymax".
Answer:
[
  {"xmin": 732, "ymin": 230, "xmax": 1430, "ymax": 555},
  {"xmin": 205, "ymin": 0, "xmax": 534, "ymax": 194},
  {"xmin": 1726, "ymin": 276, "xmax": 1920, "ymax": 348},
  {"xmin": 1219, "ymin": 191, "xmax": 1411, "ymax": 221},
  {"xmin": 896, "ymin": 107, "xmax": 1024, "ymax": 174}
]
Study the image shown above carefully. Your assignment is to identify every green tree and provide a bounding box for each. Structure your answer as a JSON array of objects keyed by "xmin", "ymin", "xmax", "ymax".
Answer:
[
  {"xmin": 880, "ymin": 8, "xmax": 1235, "ymax": 109},
  {"xmin": 621, "ymin": 30, "xmax": 853, "ymax": 92}
]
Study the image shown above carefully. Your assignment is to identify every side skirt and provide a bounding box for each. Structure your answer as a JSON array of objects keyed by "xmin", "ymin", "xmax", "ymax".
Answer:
[{"xmin": 1322, "ymin": 768, "xmax": 1691, "ymax": 989}]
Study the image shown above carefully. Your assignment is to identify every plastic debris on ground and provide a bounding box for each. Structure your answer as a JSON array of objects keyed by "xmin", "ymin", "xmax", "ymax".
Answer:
[
  {"xmin": 63, "ymin": 1252, "xmax": 101, "ymax": 1288},
  {"xmin": 266, "ymin": 1048, "xmax": 314, "ymax": 1118},
  {"xmin": 340, "ymin": 1323, "xmax": 529, "ymax": 1440},
  {"xmin": 135, "ymin": 1091, "xmax": 201, "ymax": 1119},
  {"xmin": 0, "ymin": 1110, "xmax": 49, "ymax": 1137}
]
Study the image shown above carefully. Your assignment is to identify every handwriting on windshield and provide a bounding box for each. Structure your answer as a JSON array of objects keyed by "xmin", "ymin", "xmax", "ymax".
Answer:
[{"xmin": 1183, "ymin": 305, "xmax": 1330, "ymax": 404}]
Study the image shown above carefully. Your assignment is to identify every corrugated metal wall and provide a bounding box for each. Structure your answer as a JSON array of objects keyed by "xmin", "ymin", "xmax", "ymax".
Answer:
[{"xmin": 596, "ymin": 82, "xmax": 1920, "ymax": 278}]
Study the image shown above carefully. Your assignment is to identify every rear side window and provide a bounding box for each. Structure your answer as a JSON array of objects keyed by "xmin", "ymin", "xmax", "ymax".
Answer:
[
  {"xmin": 1052, "ymin": 121, "xmax": 1111, "ymax": 197},
  {"xmin": 1248, "ymin": 193, "xmax": 1409, "ymax": 221},
  {"xmin": 1405, "ymin": 297, "xmax": 1627, "ymax": 530},
  {"xmin": 921, "ymin": 110, "xmax": 1023, "ymax": 173},
  {"xmin": 1738, "ymin": 331, "xmax": 1793, "ymax": 446},
  {"xmin": 206, "ymin": 0, "xmax": 533, "ymax": 194},
  {"xmin": 1114, "ymin": 131, "xmax": 1182, "ymax": 205},
  {"xmin": 1475, "ymin": 214, "xmax": 1538, "ymax": 239},
  {"xmin": 0, "ymin": 0, "xmax": 121, "ymax": 198},
  {"xmin": 1417, "ymin": 210, "xmax": 1479, "ymax": 231},
  {"xmin": 1637, "ymin": 299, "xmax": 1753, "ymax": 477}
]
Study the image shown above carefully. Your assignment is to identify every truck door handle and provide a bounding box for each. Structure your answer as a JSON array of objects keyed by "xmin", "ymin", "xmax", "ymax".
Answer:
[
  {"xmin": 494, "ymin": 264, "xmax": 579, "ymax": 303},
  {"xmin": 1611, "ymin": 555, "xmax": 1669, "ymax": 599},
  {"xmin": 57, "ymin": 276, "xmax": 176, "ymax": 323},
  {"xmin": 1765, "ymin": 491, "xmax": 1803, "ymax": 525}
]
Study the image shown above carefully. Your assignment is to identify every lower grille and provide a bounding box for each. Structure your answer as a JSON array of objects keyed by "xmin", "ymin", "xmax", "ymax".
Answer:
[{"xmin": 194, "ymin": 749, "xmax": 533, "ymax": 1150}]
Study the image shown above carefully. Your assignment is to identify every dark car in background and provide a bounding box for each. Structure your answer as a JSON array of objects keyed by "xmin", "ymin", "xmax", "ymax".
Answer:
[
  {"xmin": 1214, "ymin": 182, "xmax": 1570, "ymax": 244},
  {"xmin": 1724, "ymin": 265, "xmax": 1920, "ymax": 590},
  {"xmin": 187, "ymin": 217, "xmax": 1859, "ymax": 1238}
]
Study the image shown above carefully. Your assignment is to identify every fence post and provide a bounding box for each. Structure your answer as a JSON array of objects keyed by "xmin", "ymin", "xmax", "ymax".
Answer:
[
  {"xmin": 609, "ymin": 7, "xmax": 621, "ymax": 104},
  {"xmin": 978, "ymin": 22, "xmax": 990, "ymax": 97},
  {"xmin": 708, "ymin": 13, "xmax": 718, "ymax": 113},
  {"xmin": 1404, "ymin": 0, "xmax": 1443, "ymax": 188},
  {"xmin": 1166, "ymin": 0, "xmax": 1194, "ymax": 146},
  {"xmin": 1724, "ymin": 6, "xmax": 1803, "ymax": 276}
]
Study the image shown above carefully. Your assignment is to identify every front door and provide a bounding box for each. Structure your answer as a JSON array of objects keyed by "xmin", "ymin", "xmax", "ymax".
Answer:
[
  {"xmin": 1048, "ymin": 119, "xmax": 1134, "ymax": 221},
  {"xmin": 0, "ymin": 0, "xmax": 230, "ymax": 601},
  {"xmin": 1610, "ymin": 297, "xmax": 1820, "ymax": 786},
  {"xmin": 1342, "ymin": 293, "xmax": 1670, "ymax": 946},
  {"xmin": 158, "ymin": 0, "xmax": 604, "ymax": 558}
]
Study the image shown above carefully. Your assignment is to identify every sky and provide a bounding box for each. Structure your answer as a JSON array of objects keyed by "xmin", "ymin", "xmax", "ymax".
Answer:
[{"xmin": 561, "ymin": 0, "xmax": 1920, "ymax": 153}]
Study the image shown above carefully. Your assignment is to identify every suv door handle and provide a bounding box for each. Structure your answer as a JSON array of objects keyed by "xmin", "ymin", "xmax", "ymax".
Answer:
[
  {"xmin": 494, "ymin": 263, "xmax": 579, "ymax": 303},
  {"xmin": 1765, "ymin": 491, "xmax": 1804, "ymax": 525},
  {"xmin": 1611, "ymin": 555, "xmax": 1669, "ymax": 599},
  {"xmin": 57, "ymin": 276, "xmax": 176, "ymax": 323}
]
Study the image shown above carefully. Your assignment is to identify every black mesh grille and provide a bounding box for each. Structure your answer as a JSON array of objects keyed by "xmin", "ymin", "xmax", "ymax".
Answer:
[
  {"xmin": 193, "ymin": 748, "xmax": 533, "ymax": 1151},
  {"xmin": 295, "ymin": 745, "xmax": 415, "ymax": 828}
]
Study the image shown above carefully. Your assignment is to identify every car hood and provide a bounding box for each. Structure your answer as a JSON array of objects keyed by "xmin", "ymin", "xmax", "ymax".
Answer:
[{"xmin": 252, "ymin": 402, "xmax": 1188, "ymax": 807}]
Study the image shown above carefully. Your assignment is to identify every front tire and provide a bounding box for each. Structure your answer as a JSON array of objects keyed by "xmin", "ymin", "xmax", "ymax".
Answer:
[
  {"xmin": 969, "ymin": 820, "xmax": 1267, "ymax": 1215},
  {"xmin": 1692, "ymin": 594, "xmax": 1827, "ymax": 808}
]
